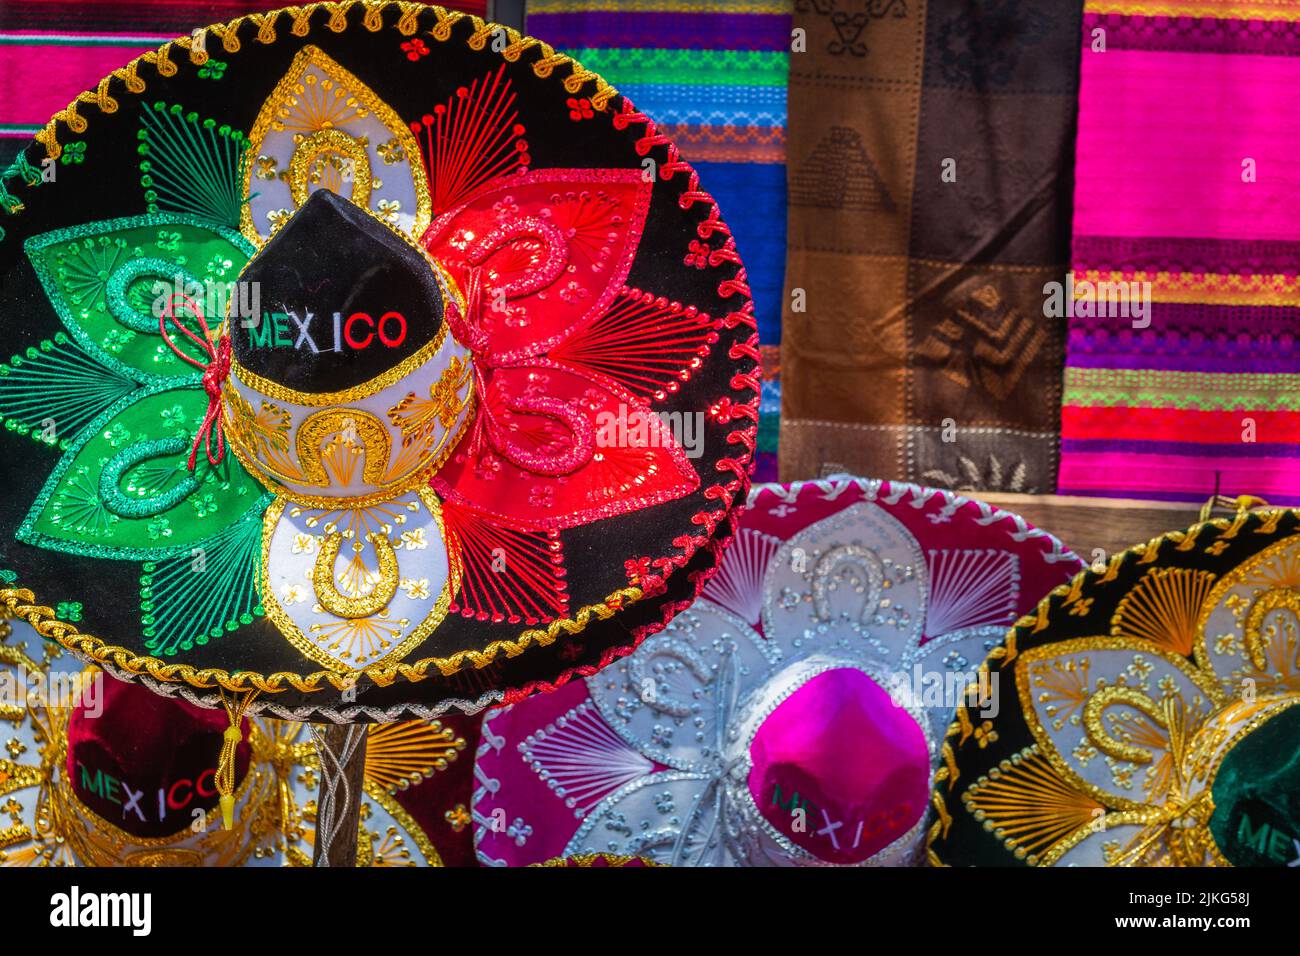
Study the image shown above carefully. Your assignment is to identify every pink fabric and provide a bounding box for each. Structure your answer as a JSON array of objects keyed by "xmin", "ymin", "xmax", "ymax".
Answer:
[
  {"xmin": 1058, "ymin": 451, "xmax": 1300, "ymax": 500},
  {"xmin": 0, "ymin": 43, "xmax": 160, "ymax": 128},
  {"xmin": 1074, "ymin": 49, "xmax": 1300, "ymax": 242},
  {"xmin": 749, "ymin": 667, "xmax": 929, "ymax": 865}
]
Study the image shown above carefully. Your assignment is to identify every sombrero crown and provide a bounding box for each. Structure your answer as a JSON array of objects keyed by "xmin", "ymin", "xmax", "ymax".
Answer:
[
  {"xmin": 1, "ymin": 614, "xmax": 482, "ymax": 866},
  {"xmin": 475, "ymin": 477, "xmax": 1081, "ymax": 866},
  {"xmin": 225, "ymin": 189, "xmax": 474, "ymax": 505},
  {"xmin": 67, "ymin": 676, "xmax": 252, "ymax": 841}
]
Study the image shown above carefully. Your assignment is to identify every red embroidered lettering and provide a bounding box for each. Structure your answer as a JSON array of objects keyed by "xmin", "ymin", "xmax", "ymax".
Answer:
[
  {"xmin": 167, "ymin": 778, "xmax": 193, "ymax": 810},
  {"xmin": 196, "ymin": 768, "xmax": 217, "ymax": 799},
  {"xmin": 378, "ymin": 311, "xmax": 407, "ymax": 347},
  {"xmin": 344, "ymin": 312, "xmax": 374, "ymax": 349}
]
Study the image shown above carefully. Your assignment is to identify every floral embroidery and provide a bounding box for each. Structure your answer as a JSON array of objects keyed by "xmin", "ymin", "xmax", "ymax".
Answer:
[
  {"xmin": 197, "ymin": 59, "xmax": 228, "ymax": 81},
  {"xmin": 55, "ymin": 601, "xmax": 83, "ymax": 622},
  {"xmin": 567, "ymin": 97, "xmax": 594, "ymax": 122},
  {"xmin": 684, "ymin": 239, "xmax": 711, "ymax": 269},
  {"xmin": 401, "ymin": 38, "xmax": 429, "ymax": 61},
  {"xmin": 445, "ymin": 804, "xmax": 471, "ymax": 831},
  {"xmin": 376, "ymin": 138, "xmax": 406, "ymax": 165},
  {"xmin": 60, "ymin": 142, "xmax": 87, "ymax": 166}
]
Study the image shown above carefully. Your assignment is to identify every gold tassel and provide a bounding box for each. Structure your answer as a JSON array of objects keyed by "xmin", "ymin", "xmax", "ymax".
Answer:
[{"xmin": 215, "ymin": 689, "xmax": 258, "ymax": 831}]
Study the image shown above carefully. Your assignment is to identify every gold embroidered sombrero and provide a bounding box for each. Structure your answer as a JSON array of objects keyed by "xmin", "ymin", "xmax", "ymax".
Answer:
[
  {"xmin": 0, "ymin": 612, "xmax": 480, "ymax": 865},
  {"xmin": 928, "ymin": 506, "xmax": 1300, "ymax": 867},
  {"xmin": 0, "ymin": 614, "xmax": 281, "ymax": 865},
  {"xmin": 0, "ymin": 3, "xmax": 758, "ymax": 725}
]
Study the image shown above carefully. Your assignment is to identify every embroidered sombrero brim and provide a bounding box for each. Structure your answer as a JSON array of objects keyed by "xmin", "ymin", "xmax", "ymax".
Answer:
[
  {"xmin": 473, "ymin": 476, "xmax": 1082, "ymax": 866},
  {"xmin": 0, "ymin": 613, "xmax": 481, "ymax": 866},
  {"xmin": 929, "ymin": 508, "xmax": 1300, "ymax": 867},
  {"xmin": 531, "ymin": 853, "xmax": 662, "ymax": 867},
  {"xmin": 0, "ymin": 2, "xmax": 758, "ymax": 720}
]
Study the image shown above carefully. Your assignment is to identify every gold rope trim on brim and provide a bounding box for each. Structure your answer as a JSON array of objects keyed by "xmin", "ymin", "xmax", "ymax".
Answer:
[
  {"xmin": 922, "ymin": 503, "xmax": 1295, "ymax": 865},
  {"xmin": 530, "ymin": 853, "xmax": 664, "ymax": 867},
  {"xmin": 0, "ymin": 584, "xmax": 642, "ymax": 695},
  {"xmin": 24, "ymin": 1, "xmax": 618, "ymax": 166}
]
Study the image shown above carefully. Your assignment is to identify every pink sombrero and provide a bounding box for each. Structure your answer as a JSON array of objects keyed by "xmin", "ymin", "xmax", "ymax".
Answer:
[{"xmin": 472, "ymin": 476, "xmax": 1083, "ymax": 866}]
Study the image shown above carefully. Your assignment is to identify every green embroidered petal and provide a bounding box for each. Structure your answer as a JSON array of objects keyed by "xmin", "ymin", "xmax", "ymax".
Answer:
[
  {"xmin": 18, "ymin": 383, "xmax": 267, "ymax": 561},
  {"xmin": 138, "ymin": 102, "xmax": 251, "ymax": 228},
  {"xmin": 24, "ymin": 213, "xmax": 255, "ymax": 385},
  {"xmin": 139, "ymin": 504, "xmax": 267, "ymax": 657}
]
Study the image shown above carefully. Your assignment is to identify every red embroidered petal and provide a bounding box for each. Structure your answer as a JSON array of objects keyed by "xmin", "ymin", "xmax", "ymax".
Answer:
[
  {"xmin": 432, "ymin": 362, "xmax": 700, "ymax": 532},
  {"xmin": 421, "ymin": 169, "xmax": 652, "ymax": 364},
  {"xmin": 549, "ymin": 287, "xmax": 722, "ymax": 404},
  {"xmin": 441, "ymin": 499, "xmax": 569, "ymax": 625},
  {"xmin": 412, "ymin": 64, "xmax": 530, "ymax": 216}
]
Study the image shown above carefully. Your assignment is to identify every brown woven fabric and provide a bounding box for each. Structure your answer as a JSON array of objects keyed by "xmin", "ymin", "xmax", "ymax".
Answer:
[{"xmin": 781, "ymin": 0, "xmax": 1081, "ymax": 492}]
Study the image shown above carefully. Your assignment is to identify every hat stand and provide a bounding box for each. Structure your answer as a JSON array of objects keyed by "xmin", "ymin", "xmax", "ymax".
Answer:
[{"xmin": 309, "ymin": 724, "xmax": 369, "ymax": 867}]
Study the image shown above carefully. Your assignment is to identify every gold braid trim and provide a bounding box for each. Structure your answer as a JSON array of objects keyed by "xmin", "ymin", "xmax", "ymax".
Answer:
[
  {"xmin": 396, "ymin": 5, "xmax": 422, "ymax": 34},
  {"xmin": 26, "ymin": 2, "xmax": 619, "ymax": 163},
  {"xmin": 0, "ymin": 585, "xmax": 642, "ymax": 694},
  {"xmin": 925, "ymin": 719, "xmax": 962, "ymax": 866},
  {"xmin": 953, "ymin": 705, "xmax": 974, "ymax": 746},
  {"xmin": 530, "ymin": 852, "xmax": 664, "ymax": 867},
  {"xmin": 930, "ymin": 785, "xmax": 952, "ymax": 833}
]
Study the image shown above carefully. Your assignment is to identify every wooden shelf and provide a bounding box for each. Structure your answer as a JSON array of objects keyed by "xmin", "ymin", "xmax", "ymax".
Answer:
[{"xmin": 963, "ymin": 492, "xmax": 1206, "ymax": 564}]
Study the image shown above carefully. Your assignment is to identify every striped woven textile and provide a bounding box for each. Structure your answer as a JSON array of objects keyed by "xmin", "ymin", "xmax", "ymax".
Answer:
[
  {"xmin": 527, "ymin": 0, "xmax": 789, "ymax": 481},
  {"xmin": 1061, "ymin": 1, "xmax": 1300, "ymax": 505},
  {"xmin": 780, "ymin": 1, "xmax": 1082, "ymax": 492},
  {"xmin": 0, "ymin": 0, "xmax": 487, "ymax": 167}
]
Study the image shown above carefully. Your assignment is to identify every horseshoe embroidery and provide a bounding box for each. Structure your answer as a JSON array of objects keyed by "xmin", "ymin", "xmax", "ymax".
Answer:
[{"xmin": 311, "ymin": 530, "xmax": 400, "ymax": 619}]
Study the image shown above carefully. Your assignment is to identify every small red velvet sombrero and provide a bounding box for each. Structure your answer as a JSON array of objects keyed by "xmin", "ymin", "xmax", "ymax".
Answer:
[
  {"xmin": 1, "ymin": 611, "xmax": 483, "ymax": 865},
  {"xmin": 0, "ymin": 614, "xmax": 278, "ymax": 865}
]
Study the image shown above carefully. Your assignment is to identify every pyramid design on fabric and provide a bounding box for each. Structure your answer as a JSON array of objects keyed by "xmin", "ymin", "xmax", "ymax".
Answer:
[{"xmin": 789, "ymin": 126, "xmax": 896, "ymax": 211}]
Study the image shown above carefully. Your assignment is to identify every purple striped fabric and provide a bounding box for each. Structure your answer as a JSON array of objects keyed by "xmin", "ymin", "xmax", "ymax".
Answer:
[
  {"xmin": 1066, "ymin": 350, "xmax": 1300, "ymax": 375},
  {"xmin": 1067, "ymin": 301, "xmax": 1300, "ymax": 335},
  {"xmin": 1058, "ymin": 486, "xmax": 1300, "ymax": 505},
  {"xmin": 1085, "ymin": 11, "xmax": 1300, "ymax": 55},
  {"xmin": 1062, "ymin": 438, "xmax": 1300, "ymax": 457},
  {"xmin": 1073, "ymin": 234, "xmax": 1300, "ymax": 274}
]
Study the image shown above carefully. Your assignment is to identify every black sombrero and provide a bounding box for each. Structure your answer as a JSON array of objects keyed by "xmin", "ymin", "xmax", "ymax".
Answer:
[{"xmin": 929, "ymin": 506, "xmax": 1300, "ymax": 867}]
